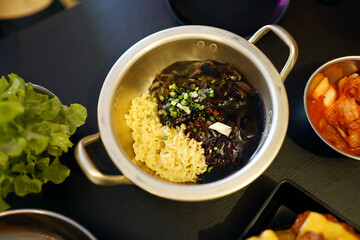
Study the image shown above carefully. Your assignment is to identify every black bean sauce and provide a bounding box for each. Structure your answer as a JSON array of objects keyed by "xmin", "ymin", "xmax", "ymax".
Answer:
[{"xmin": 149, "ymin": 60, "xmax": 264, "ymax": 183}]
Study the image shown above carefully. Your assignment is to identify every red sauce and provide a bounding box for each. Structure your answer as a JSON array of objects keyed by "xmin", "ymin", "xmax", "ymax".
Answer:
[{"xmin": 307, "ymin": 76, "xmax": 360, "ymax": 156}]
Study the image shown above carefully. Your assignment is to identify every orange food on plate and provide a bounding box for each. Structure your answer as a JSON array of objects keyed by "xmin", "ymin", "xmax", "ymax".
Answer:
[
  {"xmin": 247, "ymin": 211, "xmax": 360, "ymax": 240},
  {"xmin": 307, "ymin": 72, "xmax": 360, "ymax": 155}
]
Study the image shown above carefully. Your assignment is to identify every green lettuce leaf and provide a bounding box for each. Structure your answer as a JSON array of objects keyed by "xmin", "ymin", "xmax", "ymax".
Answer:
[
  {"xmin": 0, "ymin": 74, "xmax": 87, "ymax": 211},
  {"xmin": 0, "ymin": 101, "xmax": 24, "ymax": 123}
]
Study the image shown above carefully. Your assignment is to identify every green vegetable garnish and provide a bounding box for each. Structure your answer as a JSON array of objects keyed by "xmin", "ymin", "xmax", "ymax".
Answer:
[{"xmin": 0, "ymin": 74, "xmax": 87, "ymax": 212}]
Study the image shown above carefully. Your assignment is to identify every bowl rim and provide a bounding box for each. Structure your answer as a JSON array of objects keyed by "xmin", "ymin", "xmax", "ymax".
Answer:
[
  {"xmin": 303, "ymin": 55, "xmax": 360, "ymax": 161},
  {"xmin": 98, "ymin": 25, "xmax": 289, "ymax": 201},
  {"xmin": 0, "ymin": 208, "xmax": 96, "ymax": 239}
]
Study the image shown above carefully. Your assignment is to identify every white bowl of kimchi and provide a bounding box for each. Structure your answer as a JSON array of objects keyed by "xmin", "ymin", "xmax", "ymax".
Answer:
[{"xmin": 304, "ymin": 56, "xmax": 360, "ymax": 160}]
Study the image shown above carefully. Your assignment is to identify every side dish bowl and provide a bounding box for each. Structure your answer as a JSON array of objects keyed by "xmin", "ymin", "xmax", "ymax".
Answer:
[
  {"xmin": 304, "ymin": 56, "xmax": 360, "ymax": 160},
  {"xmin": 0, "ymin": 209, "xmax": 96, "ymax": 240},
  {"xmin": 75, "ymin": 25, "xmax": 298, "ymax": 201}
]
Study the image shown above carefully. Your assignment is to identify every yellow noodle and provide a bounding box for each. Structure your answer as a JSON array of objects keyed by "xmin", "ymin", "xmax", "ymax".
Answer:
[{"xmin": 124, "ymin": 94, "xmax": 207, "ymax": 183}]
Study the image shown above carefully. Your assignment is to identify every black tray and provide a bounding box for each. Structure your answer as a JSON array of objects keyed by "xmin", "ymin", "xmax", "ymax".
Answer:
[{"xmin": 240, "ymin": 179, "xmax": 360, "ymax": 238}]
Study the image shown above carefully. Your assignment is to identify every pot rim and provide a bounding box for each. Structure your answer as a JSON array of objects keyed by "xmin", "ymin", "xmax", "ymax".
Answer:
[
  {"xmin": 0, "ymin": 208, "xmax": 96, "ymax": 239},
  {"xmin": 97, "ymin": 25, "xmax": 289, "ymax": 201}
]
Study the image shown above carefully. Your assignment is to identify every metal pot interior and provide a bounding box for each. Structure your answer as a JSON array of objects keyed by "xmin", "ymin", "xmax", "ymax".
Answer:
[{"xmin": 112, "ymin": 34, "xmax": 277, "ymax": 183}]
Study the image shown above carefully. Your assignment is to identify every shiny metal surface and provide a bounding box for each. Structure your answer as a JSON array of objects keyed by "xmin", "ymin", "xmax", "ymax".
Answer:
[
  {"xmin": 31, "ymin": 83, "xmax": 57, "ymax": 98},
  {"xmin": 248, "ymin": 25, "xmax": 298, "ymax": 80},
  {"xmin": 75, "ymin": 133, "xmax": 132, "ymax": 185},
  {"xmin": 76, "ymin": 25, "xmax": 298, "ymax": 201},
  {"xmin": 304, "ymin": 56, "xmax": 360, "ymax": 160},
  {"xmin": 0, "ymin": 209, "xmax": 96, "ymax": 240}
]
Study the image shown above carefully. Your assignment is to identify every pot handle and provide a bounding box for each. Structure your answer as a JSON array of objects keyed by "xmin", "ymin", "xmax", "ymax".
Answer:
[
  {"xmin": 74, "ymin": 133, "xmax": 132, "ymax": 185},
  {"xmin": 248, "ymin": 25, "xmax": 298, "ymax": 81}
]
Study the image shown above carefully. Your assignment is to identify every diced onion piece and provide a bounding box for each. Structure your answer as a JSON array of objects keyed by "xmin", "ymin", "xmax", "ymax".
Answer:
[
  {"xmin": 336, "ymin": 126, "xmax": 347, "ymax": 139},
  {"xmin": 337, "ymin": 76, "xmax": 348, "ymax": 93},
  {"xmin": 208, "ymin": 122, "xmax": 232, "ymax": 137},
  {"xmin": 349, "ymin": 73, "xmax": 359, "ymax": 79},
  {"xmin": 312, "ymin": 76, "xmax": 329, "ymax": 100},
  {"xmin": 323, "ymin": 85, "xmax": 337, "ymax": 107}
]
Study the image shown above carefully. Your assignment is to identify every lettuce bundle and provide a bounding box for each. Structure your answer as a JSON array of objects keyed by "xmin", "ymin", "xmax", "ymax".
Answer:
[{"xmin": 0, "ymin": 74, "xmax": 87, "ymax": 211}]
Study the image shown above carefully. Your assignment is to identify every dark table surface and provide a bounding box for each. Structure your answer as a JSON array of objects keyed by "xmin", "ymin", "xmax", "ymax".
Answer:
[{"xmin": 0, "ymin": 0, "xmax": 360, "ymax": 239}]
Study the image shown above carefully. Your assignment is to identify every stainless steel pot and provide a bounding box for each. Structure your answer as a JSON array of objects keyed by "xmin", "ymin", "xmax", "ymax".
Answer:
[
  {"xmin": 0, "ymin": 209, "xmax": 96, "ymax": 239},
  {"xmin": 75, "ymin": 25, "xmax": 298, "ymax": 201},
  {"xmin": 304, "ymin": 56, "xmax": 360, "ymax": 160}
]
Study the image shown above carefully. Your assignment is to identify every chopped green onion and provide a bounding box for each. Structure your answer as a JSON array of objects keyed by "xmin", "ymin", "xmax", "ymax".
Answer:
[
  {"xmin": 199, "ymin": 105, "xmax": 205, "ymax": 110},
  {"xmin": 201, "ymin": 132, "xmax": 205, "ymax": 137},
  {"xmin": 198, "ymin": 89, "xmax": 205, "ymax": 95},
  {"xmin": 191, "ymin": 92, "xmax": 198, "ymax": 98},
  {"xmin": 201, "ymin": 117, "xmax": 206, "ymax": 121},
  {"xmin": 209, "ymin": 116, "xmax": 215, "ymax": 121},
  {"xmin": 160, "ymin": 87, "xmax": 164, "ymax": 93},
  {"xmin": 170, "ymin": 112, "xmax": 177, "ymax": 117},
  {"xmin": 207, "ymin": 166, "xmax": 213, "ymax": 172},
  {"xmin": 214, "ymin": 147, "xmax": 218, "ymax": 150},
  {"xmin": 166, "ymin": 121, "xmax": 171, "ymax": 127},
  {"xmin": 181, "ymin": 100, "xmax": 188, "ymax": 106},
  {"xmin": 153, "ymin": 107, "xmax": 158, "ymax": 112},
  {"xmin": 146, "ymin": 114, "xmax": 153, "ymax": 119},
  {"xmin": 221, "ymin": 79, "xmax": 226, "ymax": 84},
  {"xmin": 164, "ymin": 136, "xmax": 168, "ymax": 140},
  {"xmin": 190, "ymin": 84, "xmax": 196, "ymax": 90},
  {"xmin": 193, "ymin": 128, "xmax": 197, "ymax": 133},
  {"xmin": 211, "ymin": 79, "xmax": 216, "ymax": 84}
]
